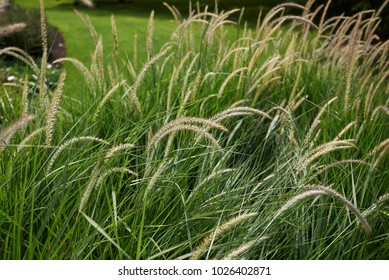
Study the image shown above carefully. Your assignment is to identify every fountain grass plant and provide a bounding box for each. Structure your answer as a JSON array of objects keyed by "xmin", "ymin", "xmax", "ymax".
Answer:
[{"xmin": 0, "ymin": 0, "xmax": 388, "ymax": 259}]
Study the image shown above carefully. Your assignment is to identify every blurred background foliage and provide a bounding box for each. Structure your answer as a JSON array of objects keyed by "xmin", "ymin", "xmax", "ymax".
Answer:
[{"xmin": 77, "ymin": 0, "xmax": 388, "ymax": 40}]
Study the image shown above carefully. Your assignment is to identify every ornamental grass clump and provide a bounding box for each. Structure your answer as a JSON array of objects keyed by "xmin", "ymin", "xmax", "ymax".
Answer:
[{"xmin": 0, "ymin": 0, "xmax": 388, "ymax": 260}]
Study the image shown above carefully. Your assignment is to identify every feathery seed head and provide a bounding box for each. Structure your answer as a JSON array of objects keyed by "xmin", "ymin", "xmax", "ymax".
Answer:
[
  {"xmin": 95, "ymin": 167, "xmax": 138, "ymax": 191},
  {"xmin": 212, "ymin": 106, "xmax": 271, "ymax": 122},
  {"xmin": 16, "ymin": 128, "xmax": 45, "ymax": 153},
  {"xmin": 303, "ymin": 185, "xmax": 372, "ymax": 235},
  {"xmin": 105, "ymin": 143, "xmax": 135, "ymax": 162},
  {"xmin": 0, "ymin": 115, "xmax": 35, "ymax": 153},
  {"xmin": 190, "ymin": 213, "xmax": 257, "ymax": 260},
  {"xmin": 147, "ymin": 123, "xmax": 224, "ymax": 153},
  {"xmin": 222, "ymin": 236, "xmax": 268, "ymax": 260},
  {"xmin": 188, "ymin": 168, "xmax": 235, "ymax": 200},
  {"xmin": 46, "ymin": 136, "xmax": 109, "ymax": 173},
  {"xmin": 146, "ymin": 10, "xmax": 155, "ymax": 59},
  {"xmin": 0, "ymin": 22, "xmax": 26, "ymax": 38},
  {"xmin": 111, "ymin": 14, "xmax": 119, "ymax": 54},
  {"xmin": 367, "ymin": 138, "xmax": 389, "ymax": 157},
  {"xmin": 372, "ymin": 145, "xmax": 389, "ymax": 170},
  {"xmin": 123, "ymin": 44, "xmax": 173, "ymax": 114},
  {"xmin": 45, "ymin": 71, "xmax": 67, "ymax": 146},
  {"xmin": 144, "ymin": 161, "xmax": 168, "ymax": 201}
]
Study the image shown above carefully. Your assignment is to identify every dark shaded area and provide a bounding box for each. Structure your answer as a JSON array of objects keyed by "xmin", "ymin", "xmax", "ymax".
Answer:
[
  {"xmin": 312, "ymin": 0, "xmax": 388, "ymax": 40},
  {"xmin": 49, "ymin": 27, "xmax": 66, "ymax": 62},
  {"xmin": 0, "ymin": 4, "xmax": 67, "ymax": 62}
]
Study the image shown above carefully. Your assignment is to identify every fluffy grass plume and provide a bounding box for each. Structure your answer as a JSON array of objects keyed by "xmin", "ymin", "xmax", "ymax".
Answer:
[
  {"xmin": 222, "ymin": 236, "xmax": 268, "ymax": 260},
  {"xmin": 272, "ymin": 185, "xmax": 371, "ymax": 235},
  {"xmin": 147, "ymin": 117, "xmax": 228, "ymax": 153},
  {"xmin": 123, "ymin": 44, "xmax": 173, "ymax": 114},
  {"xmin": 45, "ymin": 71, "xmax": 66, "ymax": 146},
  {"xmin": 46, "ymin": 136, "xmax": 110, "ymax": 173},
  {"xmin": 0, "ymin": 22, "xmax": 26, "ymax": 38},
  {"xmin": 190, "ymin": 213, "xmax": 257, "ymax": 260},
  {"xmin": 0, "ymin": 115, "xmax": 35, "ymax": 153}
]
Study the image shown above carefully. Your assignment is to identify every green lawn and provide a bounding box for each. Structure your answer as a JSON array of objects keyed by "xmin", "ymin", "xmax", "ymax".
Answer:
[
  {"xmin": 13, "ymin": 0, "xmax": 286, "ymax": 64},
  {"xmin": 12, "ymin": 1, "xmax": 175, "ymax": 86}
]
